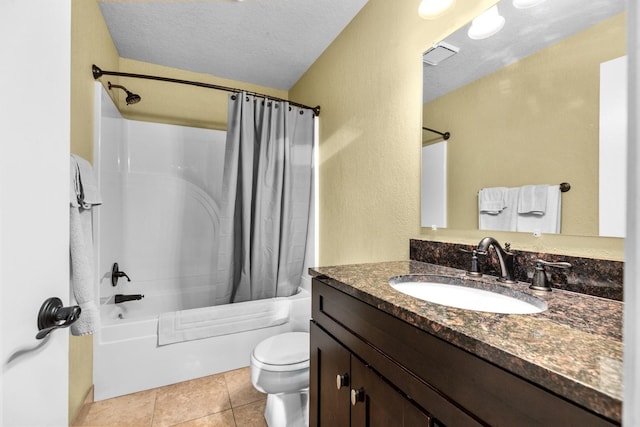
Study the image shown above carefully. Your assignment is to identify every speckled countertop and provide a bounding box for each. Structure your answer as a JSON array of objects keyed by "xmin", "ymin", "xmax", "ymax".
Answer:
[{"xmin": 310, "ymin": 261, "xmax": 623, "ymax": 423}]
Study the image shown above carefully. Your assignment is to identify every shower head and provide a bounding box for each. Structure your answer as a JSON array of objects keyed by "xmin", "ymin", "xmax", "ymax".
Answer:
[{"xmin": 108, "ymin": 82, "xmax": 142, "ymax": 105}]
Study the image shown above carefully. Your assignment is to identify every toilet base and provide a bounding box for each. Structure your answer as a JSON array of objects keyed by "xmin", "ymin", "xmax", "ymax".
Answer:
[{"xmin": 264, "ymin": 389, "xmax": 309, "ymax": 427}]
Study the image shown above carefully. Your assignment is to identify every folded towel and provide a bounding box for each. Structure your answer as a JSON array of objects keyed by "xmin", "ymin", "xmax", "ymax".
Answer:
[
  {"xmin": 516, "ymin": 185, "xmax": 561, "ymax": 234},
  {"xmin": 479, "ymin": 187, "xmax": 519, "ymax": 231},
  {"xmin": 478, "ymin": 187, "xmax": 508, "ymax": 214},
  {"xmin": 69, "ymin": 207, "xmax": 99, "ymax": 335},
  {"xmin": 518, "ymin": 184, "xmax": 548, "ymax": 215},
  {"xmin": 70, "ymin": 154, "xmax": 102, "ymax": 208}
]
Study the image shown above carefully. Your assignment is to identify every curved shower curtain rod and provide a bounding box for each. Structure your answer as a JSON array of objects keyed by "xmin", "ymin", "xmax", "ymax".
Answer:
[
  {"xmin": 92, "ymin": 64, "xmax": 321, "ymax": 117},
  {"xmin": 422, "ymin": 126, "xmax": 450, "ymax": 140}
]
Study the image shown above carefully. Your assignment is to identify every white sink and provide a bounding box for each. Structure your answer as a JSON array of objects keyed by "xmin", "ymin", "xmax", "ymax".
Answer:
[{"xmin": 389, "ymin": 275, "xmax": 547, "ymax": 314}]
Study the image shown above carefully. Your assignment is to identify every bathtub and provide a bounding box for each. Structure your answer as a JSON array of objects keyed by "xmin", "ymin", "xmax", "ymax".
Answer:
[{"xmin": 93, "ymin": 285, "xmax": 311, "ymax": 401}]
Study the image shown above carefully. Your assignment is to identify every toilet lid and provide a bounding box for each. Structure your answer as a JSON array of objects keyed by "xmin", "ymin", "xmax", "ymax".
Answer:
[{"xmin": 252, "ymin": 332, "xmax": 310, "ymax": 370}]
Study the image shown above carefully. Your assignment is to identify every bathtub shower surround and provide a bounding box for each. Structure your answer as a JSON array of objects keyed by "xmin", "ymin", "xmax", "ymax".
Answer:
[{"xmin": 92, "ymin": 84, "xmax": 313, "ymax": 400}]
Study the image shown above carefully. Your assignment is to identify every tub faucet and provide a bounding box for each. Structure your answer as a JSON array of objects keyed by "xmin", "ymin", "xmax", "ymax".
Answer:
[
  {"xmin": 476, "ymin": 237, "xmax": 517, "ymax": 283},
  {"xmin": 114, "ymin": 294, "xmax": 144, "ymax": 304}
]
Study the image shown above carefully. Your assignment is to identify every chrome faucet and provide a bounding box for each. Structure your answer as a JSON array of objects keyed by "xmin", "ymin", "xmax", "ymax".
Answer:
[{"xmin": 476, "ymin": 237, "xmax": 517, "ymax": 283}]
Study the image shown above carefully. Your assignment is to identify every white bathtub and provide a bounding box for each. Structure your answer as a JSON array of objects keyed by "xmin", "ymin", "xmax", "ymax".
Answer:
[{"xmin": 93, "ymin": 286, "xmax": 311, "ymax": 401}]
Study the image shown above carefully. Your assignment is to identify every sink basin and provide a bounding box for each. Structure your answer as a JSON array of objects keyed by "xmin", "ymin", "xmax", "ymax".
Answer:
[{"xmin": 389, "ymin": 275, "xmax": 547, "ymax": 314}]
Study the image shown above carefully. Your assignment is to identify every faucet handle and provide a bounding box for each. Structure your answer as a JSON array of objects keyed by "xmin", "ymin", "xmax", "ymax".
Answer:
[
  {"xmin": 459, "ymin": 248, "xmax": 483, "ymax": 277},
  {"xmin": 529, "ymin": 259, "xmax": 572, "ymax": 291},
  {"xmin": 534, "ymin": 259, "xmax": 572, "ymax": 269}
]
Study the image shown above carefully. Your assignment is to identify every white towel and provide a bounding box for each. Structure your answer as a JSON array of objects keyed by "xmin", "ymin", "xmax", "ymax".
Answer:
[
  {"xmin": 518, "ymin": 185, "xmax": 548, "ymax": 215},
  {"xmin": 69, "ymin": 154, "xmax": 101, "ymax": 335},
  {"xmin": 70, "ymin": 154, "xmax": 102, "ymax": 208},
  {"xmin": 478, "ymin": 187, "xmax": 508, "ymax": 214},
  {"xmin": 69, "ymin": 207, "xmax": 100, "ymax": 335},
  {"xmin": 516, "ymin": 185, "xmax": 561, "ymax": 234},
  {"xmin": 479, "ymin": 187, "xmax": 519, "ymax": 231},
  {"xmin": 158, "ymin": 298, "xmax": 290, "ymax": 346}
]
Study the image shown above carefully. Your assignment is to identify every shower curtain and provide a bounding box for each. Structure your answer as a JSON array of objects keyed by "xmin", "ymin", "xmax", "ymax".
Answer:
[{"xmin": 216, "ymin": 92, "xmax": 314, "ymax": 303}]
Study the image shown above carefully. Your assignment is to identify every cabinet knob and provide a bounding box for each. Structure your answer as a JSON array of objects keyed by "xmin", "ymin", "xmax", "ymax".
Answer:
[
  {"xmin": 351, "ymin": 388, "xmax": 364, "ymax": 406},
  {"xmin": 336, "ymin": 373, "xmax": 349, "ymax": 390}
]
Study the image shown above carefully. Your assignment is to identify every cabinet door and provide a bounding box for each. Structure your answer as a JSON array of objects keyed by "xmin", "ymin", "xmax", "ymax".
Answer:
[
  {"xmin": 350, "ymin": 357, "xmax": 431, "ymax": 427},
  {"xmin": 310, "ymin": 322, "xmax": 351, "ymax": 427}
]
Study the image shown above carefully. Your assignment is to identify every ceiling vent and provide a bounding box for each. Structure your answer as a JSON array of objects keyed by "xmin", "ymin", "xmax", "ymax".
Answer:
[{"xmin": 422, "ymin": 42, "xmax": 459, "ymax": 65}]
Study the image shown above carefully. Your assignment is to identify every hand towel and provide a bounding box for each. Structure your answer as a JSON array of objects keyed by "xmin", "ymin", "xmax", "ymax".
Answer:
[
  {"xmin": 478, "ymin": 187, "xmax": 508, "ymax": 214},
  {"xmin": 479, "ymin": 187, "xmax": 519, "ymax": 231},
  {"xmin": 516, "ymin": 185, "xmax": 561, "ymax": 234},
  {"xmin": 518, "ymin": 184, "xmax": 548, "ymax": 215}
]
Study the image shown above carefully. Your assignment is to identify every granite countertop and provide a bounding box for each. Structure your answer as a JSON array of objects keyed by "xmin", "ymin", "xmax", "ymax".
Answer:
[{"xmin": 309, "ymin": 260, "xmax": 623, "ymax": 423}]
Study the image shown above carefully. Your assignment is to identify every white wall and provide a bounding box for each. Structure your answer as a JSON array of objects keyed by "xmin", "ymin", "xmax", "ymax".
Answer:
[
  {"xmin": 599, "ymin": 56, "xmax": 627, "ymax": 238},
  {"xmin": 421, "ymin": 141, "xmax": 447, "ymax": 229}
]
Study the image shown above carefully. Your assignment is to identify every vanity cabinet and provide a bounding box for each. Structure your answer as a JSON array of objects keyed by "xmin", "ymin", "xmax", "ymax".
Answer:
[
  {"xmin": 310, "ymin": 322, "xmax": 432, "ymax": 427},
  {"xmin": 310, "ymin": 277, "xmax": 618, "ymax": 426}
]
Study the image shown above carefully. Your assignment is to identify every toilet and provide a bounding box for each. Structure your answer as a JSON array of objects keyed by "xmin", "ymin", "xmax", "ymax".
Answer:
[{"xmin": 250, "ymin": 332, "xmax": 310, "ymax": 427}]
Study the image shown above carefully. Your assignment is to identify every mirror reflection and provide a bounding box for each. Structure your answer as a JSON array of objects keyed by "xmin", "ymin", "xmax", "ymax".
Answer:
[{"xmin": 421, "ymin": 0, "xmax": 626, "ymax": 237}]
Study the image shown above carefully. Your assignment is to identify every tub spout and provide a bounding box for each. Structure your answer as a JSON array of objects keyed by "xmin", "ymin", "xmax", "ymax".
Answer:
[{"xmin": 114, "ymin": 294, "xmax": 144, "ymax": 304}]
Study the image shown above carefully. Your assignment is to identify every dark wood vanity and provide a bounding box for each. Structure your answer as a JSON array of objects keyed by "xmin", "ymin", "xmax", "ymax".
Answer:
[{"xmin": 309, "ymin": 262, "xmax": 622, "ymax": 426}]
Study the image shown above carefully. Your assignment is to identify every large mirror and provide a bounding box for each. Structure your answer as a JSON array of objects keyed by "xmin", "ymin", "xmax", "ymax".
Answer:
[{"xmin": 421, "ymin": 0, "xmax": 626, "ymax": 237}]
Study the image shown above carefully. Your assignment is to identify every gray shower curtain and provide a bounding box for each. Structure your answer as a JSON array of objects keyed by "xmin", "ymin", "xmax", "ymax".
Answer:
[{"xmin": 216, "ymin": 92, "xmax": 314, "ymax": 303}]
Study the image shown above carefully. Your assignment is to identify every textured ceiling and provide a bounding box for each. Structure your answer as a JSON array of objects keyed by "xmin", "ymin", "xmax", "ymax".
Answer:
[
  {"xmin": 423, "ymin": 0, "xmax": 625, "ymax": 103},
  {"xmin": 98, "ymin": 0, "xmax": 369, "ymax": 90}
]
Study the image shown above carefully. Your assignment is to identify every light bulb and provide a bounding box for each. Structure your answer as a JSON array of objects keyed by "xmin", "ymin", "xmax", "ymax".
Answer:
[
  {"xmin": 467, "ymin": 5, "xmax": 505, "ymax": 40},
  {"xmin": 513, "ymin": 0, "xmax": 546, "ymax": 9}
]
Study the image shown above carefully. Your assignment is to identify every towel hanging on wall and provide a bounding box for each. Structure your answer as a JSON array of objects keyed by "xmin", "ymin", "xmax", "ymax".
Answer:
[{"xmin": 69, "ymin": 154, "xmax": 102, "ymax": 336}]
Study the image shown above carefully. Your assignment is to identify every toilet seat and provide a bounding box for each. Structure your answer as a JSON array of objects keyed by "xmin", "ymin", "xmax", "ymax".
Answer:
[{"xmin": 251, "ymin": 332, "xmax": 309, "ymax": 372}]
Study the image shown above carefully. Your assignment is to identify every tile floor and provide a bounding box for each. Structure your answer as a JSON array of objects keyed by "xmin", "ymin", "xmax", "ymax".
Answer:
[{"xmin": 74, "ymin": 367, "xmax": 267, "ymax": 427}]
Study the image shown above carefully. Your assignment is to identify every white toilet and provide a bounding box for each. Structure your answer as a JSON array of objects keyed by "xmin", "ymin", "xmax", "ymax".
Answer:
[{"xmin": 250, "ymin": 332, "xmax": 310, "ymax": 427}]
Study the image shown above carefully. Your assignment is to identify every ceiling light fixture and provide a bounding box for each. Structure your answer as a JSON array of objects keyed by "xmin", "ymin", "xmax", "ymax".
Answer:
[
  {"xmin": 467, "ymin": 5, "xmax": 505, "ymax": 40},
  {"xmin": 512, "ymin": 0, "xmax": 546, "ymax": 9},
  {"xmin": 418, "ymin": 0, "xmax": 455, "ymax": 20}
]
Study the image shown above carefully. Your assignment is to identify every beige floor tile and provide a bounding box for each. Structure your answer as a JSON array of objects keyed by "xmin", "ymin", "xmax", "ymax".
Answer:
[
  {"xmin": 79, "ymin": 389, "xmax": 157, "ymax": 427},
  {"xmin": 224, "ymin": 367, "xmax": 266, "ymax": 408},
  {"xmin": 152, "ymin": 374, "xmax": 231, "ymax": 427},
  {"xmin": 172, "ymin": 409, "xmax": 236, "ymax": 427},
  {"xmin": 232, "ymin": 400, "xmax": 267, "ymax": 427}
]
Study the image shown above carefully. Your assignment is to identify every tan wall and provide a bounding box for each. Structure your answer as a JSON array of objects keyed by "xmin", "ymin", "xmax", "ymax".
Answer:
[
  {"xmin": 290, "ymin": 0, "xmax": 624, "ymax": 262},
  {"xmin": 424, "ymin": 13, "xmax": 626, "ymax": 237},
  {"xmin": 290, "ymin": 0, "xmax": 498, "ymax": 265},
  {"xmin": 115, "ymin": 58, "xmax": 288, "ymax": 130}
]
